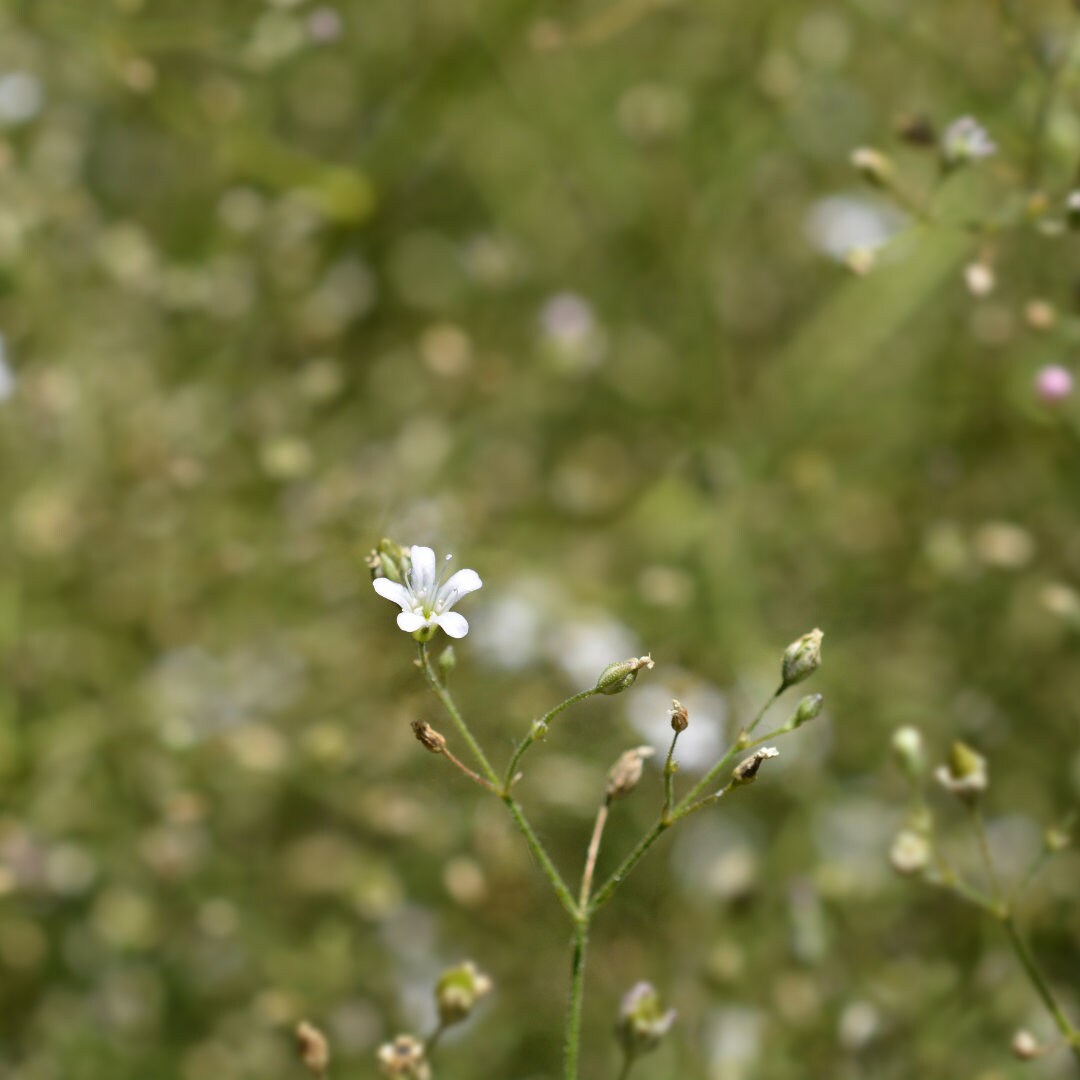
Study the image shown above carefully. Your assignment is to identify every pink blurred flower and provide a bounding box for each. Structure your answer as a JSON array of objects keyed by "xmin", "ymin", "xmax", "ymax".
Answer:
[{"xmin": 1035, "ymin": 364, "xmax": 1074, "ymax": 405}]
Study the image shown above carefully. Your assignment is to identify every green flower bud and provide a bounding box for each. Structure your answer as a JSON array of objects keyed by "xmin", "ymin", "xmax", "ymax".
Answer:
[
  {"xmin": 780, "ymin": 629, "xmax": 823, "ymax": 691},
  {"xmin": 368, "ymin": 538, "xmax": 409, "ymax": 584},
  {"xmin": 616, "ymin": 982, "xmax": 677, "ymax": 1060},
  {"xmin": 438, "ymin": 645, "xmax": 457, "ymax": 680},
  {"xmin": 595, "ymin": 655, "xmax": 654, "ymax": 696},
  {"xmin": 790, "ymin": 694, "xmax": 824, "ymax": 729},
  {"xmin": 934, "ymin": 740, "xmax": 988, "ymax": 804},
  {"xmin": 435, "ymin": 960, "xmax": 493, "ymax": 1026}
]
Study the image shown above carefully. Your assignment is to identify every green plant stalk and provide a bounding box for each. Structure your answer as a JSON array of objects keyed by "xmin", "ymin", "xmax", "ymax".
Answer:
[
  {"xmin": 589, "ymin": 819, "xmax": 668, "ymax": 913},
  {"xmin": 418, "ymin": 643, "xmax": 579, "ymax": 919},
  {"xmin": 1000, "ymin": 915, "xmax": 1080, "ymax": 1063},
  {"xmin": 564, "ymin": 917, "xmax": 589, "ymax": 1080},
  {"xmin": 968, "ymin": 807, "xmax": 1005, "ymax": 909},
  {"xmin": 661, "ymin": 730, "xmax": 680, "ymax": 824},
  {"xmin": 418, "ymin": 643, "xmax": 500, "ymax": 786},
  {"xmin": 504, "ymin": 687, "xmax": 600, "ymax": 792}
]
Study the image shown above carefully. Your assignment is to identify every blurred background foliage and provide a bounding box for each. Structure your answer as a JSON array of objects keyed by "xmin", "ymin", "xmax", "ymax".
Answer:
[{"xmin": 2, "ymin": 0, "xmax": 1080, "ymax": 1077}]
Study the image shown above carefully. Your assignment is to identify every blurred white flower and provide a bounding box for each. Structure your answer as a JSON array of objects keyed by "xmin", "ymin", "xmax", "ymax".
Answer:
[
  {"xmin": 942, "ymin": 115, "xmax": 996, "ymax": 166},
  {"xmin": 804, "ymin": 195, "xmax": 905, "ymax": 263},
  {"xmin": 373, "ymin": 545, "xmax": 482, "ymax": 639},
  {"xmin": 0, "ymin": 72, "xmax": 43, "ymax": 125},
  {"xmin": 0, "ymin": 332, "xmax": 13, "ymax": 401}
]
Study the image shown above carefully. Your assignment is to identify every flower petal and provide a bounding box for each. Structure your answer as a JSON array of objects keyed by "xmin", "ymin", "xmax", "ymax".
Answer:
[
  {"xmin": 435, "ymin": 611, "xmax": 469, "ymax": 638},
  {"xmin": 436, "ymin": 568, "xmax": 482, "ymax": 611},
  {"xmin": 397, "ymin": 611, "xmax": 428, "ymax": 633},
  {"xmin": 372, "ymin": 577, "xmax": 412, "ymax": 610},
  {"xmin": 409, "ymin": 546, "xmax": 436, "ymax": 596}
]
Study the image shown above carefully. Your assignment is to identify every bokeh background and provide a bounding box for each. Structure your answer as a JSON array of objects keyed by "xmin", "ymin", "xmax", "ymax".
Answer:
[{"xmin": 3, "ymin": 0, "xmax": 1080, "ymax": 1077}]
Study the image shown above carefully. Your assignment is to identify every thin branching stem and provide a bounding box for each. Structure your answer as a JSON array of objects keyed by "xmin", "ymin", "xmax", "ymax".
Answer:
[
  {"xmin": 504, "ymin": 687, "xmax": 600, "ymax": 793},
  {"xmin": 1000, "ymin": 915, "xmax": 1080, "ymax": 1064},
  {"xmin": 418, "ymin": 642, "xmax": 499, "ymax": 786},
  {"xmin": 661, "ymin": 730, "xmax": 681, "ymax": 824},
  {"xmin": 580, "ymin": 802, "xmax": 609, "ymax": 910},
  {"xmin": 417, "ymin": 642, "xmax": 580, "ymax": 919},
  {"xmin": 968, "ymin": 806, "xmax": 1005, "ymax": 909},
  {"xmin": 564, "ymin": 918, "xmax": 589, "ymax": 1080}
]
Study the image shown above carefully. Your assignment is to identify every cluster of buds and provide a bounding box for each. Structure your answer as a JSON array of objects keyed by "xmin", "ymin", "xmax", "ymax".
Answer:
[
  {"xmin": 435, "ymin": 961, "xmax": 493, "ymax": 1026},
  {"xmin": 616, "ymin": 982, "xmax": 677, "ymax": 1060},
  {"xmin": 377, "ymin": 1035, "xmax": 430, "ymax": 1079},
  {"xmin": 606, "ymin": 746, "xmax": 655, "ymax": 802},
  {"xmin": 368, "ymin": 538, "xmax": 410, "ymax": 585},
  {"xmin": 595, "ymin": 655, "xmax": 654, "ymax": 696}
]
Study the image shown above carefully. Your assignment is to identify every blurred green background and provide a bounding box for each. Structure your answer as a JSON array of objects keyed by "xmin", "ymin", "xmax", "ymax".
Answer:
[{"xmin": 3, "ymin": 0, "xmax": 1080, "ymax": 1077}]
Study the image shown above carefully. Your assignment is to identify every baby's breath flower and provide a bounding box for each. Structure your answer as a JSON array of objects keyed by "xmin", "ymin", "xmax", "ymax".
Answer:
[
  {"xmin": 1011, "ymin": 1029, "xmax": 1041, "ymax": 1061},
  {"xmin": 616, "ymin": 982, "xmax": 677, "ymax": 1059},
  {"xmin": 377, "ymin": 1035, "xmax": 430, "ymax": 1080},
  {"xmin": 941, "ymin": 116, "xmax": 996, "ymax": 167},
  {"xmin": 372, "ymin": 544, "xmax": 482, "ymax": 641},
  {"xmin": 889, "ymin": 829, "xmax": 930, "ymax": 876}
]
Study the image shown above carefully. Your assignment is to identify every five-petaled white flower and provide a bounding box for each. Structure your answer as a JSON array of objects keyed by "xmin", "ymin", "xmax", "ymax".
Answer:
[{"xmin": 372, "ymin": 545, "xmax": 482, "ymax": 639}]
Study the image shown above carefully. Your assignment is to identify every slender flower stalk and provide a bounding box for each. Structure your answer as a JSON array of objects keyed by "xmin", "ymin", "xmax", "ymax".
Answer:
[{"xmin": 504, "ymin": 687, "xmax": 601, "ymax": 793}]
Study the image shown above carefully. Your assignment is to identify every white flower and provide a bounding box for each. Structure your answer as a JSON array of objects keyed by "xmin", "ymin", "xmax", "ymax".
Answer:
[{"xmin": 372, "ymin": 545, "xmax": 482, "ymax": 639}]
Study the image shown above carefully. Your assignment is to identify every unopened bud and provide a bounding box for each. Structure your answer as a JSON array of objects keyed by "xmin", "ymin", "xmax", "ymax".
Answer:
[
  {"xmin": 850, "ymin": 147, "xmax": 893, "ymax": 188},
  {"xmin": 368, "ymin": 538, "xmax": 409, "ymax": 584},
  {"xmin": 596, "ymin": 655, "xmax": 654, "ymax": 696},
  {"xmin": 412, "ymin": 719, "xmax": 447, "ymax": 754},
  {"xmin": 438, "ymin": 645, "xmax": 457, "ymax": 679},
  {"xmin": 844, "ymin": 247, "xmax": 876, "ymax": 277},
  {"xmin": 934, "ymin": 740, "xmax": 988, "ymax": 804},
  {"xmin": 789, "ymin": 694, "xmax": 824, "ymax": 729},
  {"xmin": 606, "ymin": 746, "xmax": 655, "ymax": 802},
  {"xmin": 296, "ymin": 1021, "xmax": 330, "ymax": 1077},
  {"xmin": 1011, "ymin": 1029, "xmax": 1041, "ymax": 1061},
  {"xmin": 891, "ymin": 726, "xmax": 925, "ymax": 784},
  {"xmin": 377, "ymin": 1035, "xmax": 430, "ymax": 1080},
  {"xmin": 895, "ymin": 112, "xmax": 936, "ymax": 147},
  {"xmin": 435, "ymin": 961, "xmax": 493, "ymax": 1026},
  {"xmin": 615, "ymin": 982, "xmax": 677, "ymax": 1060},
  {"xmin": 889, "ymin": 829, "xmax": 930, "ymax": 876},
  {"xmin": 670, "ymin": 699, "xmax": 689, "ymax": 733},
  {"xmin": 780, "ymin": 629, "xmax": 823, "ymax": 690},
  {"xmin": 732, "ymin": 746, "xmax": 779, "ymax": 786}
]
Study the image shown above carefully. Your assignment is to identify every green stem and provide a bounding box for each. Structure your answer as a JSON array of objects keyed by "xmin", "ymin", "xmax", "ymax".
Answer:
[
  {"xmin": 504, "ymin": 687, "xmax": 600, "ymax": 792},
  {"xmin": 418, "ymin": 643, "xmax": 499, "ymax": 787},
  {"xmin": 616, "ymin": 1055, "xmax": 635, "ymax": 1080},
  {"xmin": 503, "ymin": 793, "xmax": 580, "ymax": 920},
  {"xmin": 969, "ymin": 807, "xmax": 1004, "ymax": 909},
  {"xmin": 1001, "ymin": 915, "xmax": 1080, "ymax": 1063},
  {"xmin": 661, "ymin": 730, "xmax": 681, "ymax": 824},
  {"xmin": 564, "ymin": 918, "xmax": 589, "ymax": 1080},
  {"xmin": 589, "ymin": 819, "xmax": 669, "ymax": 913},
  {"xmin": 417, "ymin": 642, "xmax": 579, "ymax": 919}
]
